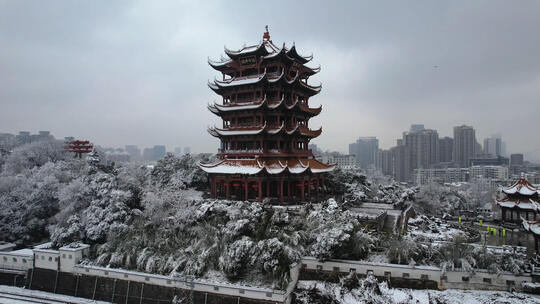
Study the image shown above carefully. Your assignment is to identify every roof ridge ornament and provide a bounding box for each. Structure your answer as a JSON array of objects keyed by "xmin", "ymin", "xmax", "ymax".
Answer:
[{"xmin": 263, "ymin": 25, "xmax": 270, "ymax": 41}]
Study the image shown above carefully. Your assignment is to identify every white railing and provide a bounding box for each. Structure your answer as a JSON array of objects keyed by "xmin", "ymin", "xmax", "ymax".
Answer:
[
  {"xmin": 300, "ymin": 257, "xmax": 532, "ymax": 292},
  {"xmin": 0, "ymin": 263, "xmax": 32, "ymax": 272}
]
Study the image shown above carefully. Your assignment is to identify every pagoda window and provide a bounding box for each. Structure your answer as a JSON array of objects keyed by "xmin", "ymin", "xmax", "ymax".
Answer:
[
  {"xmin": 241, "ymin": 68, "xmax": 257, "ymax": 77},
  {"xmin": 237, "ymin": 92, "xmax": 252, "ymax": 103},
  {"xmin": 238, "ymin": 141, "xmax": 254, "ymax": 150},
  {"xmin": 267, "ymin": 91, "xmax": 278, "ymax": 100},
  {"xmin": 267, "ymin": 66, "xmax": 278, "ymax": 74},
  {"xmin": 267, "ymin": 116, "xmax": 278, "ymax": 126},
  {"xmin": 237, "ymin": 117, "xmax": 253, "ymax": 127},
  {"xmin": 289, "ymin": 70, "xmax": 297, "ymax": 78},
  {"xmin": 267, "ymin": 141, "xmax": 277, "ymax": 150}
]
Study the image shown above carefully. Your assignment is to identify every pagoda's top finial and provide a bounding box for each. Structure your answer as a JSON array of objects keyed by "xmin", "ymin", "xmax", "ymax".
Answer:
[{"xmin": 263, "ymin": 25, "xmax": 270, "ymax": 40}]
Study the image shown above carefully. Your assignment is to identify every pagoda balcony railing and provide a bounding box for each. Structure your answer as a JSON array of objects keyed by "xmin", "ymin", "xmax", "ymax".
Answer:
[
  {"xmin": 224, "ymin": 123, "xmax": 264, "ymax": 129},
  {"xmin": 217, "ymin": 148, "xmax": 312, "ymax": 156},
  {"xmin": 267, "ymin": 72, "xmax": 280, "ymax": 78},
  {"xmin": 265, "ymin": 149, "xmax": 312, "ymax": 155},
  {"xmin": 218, "ymin": 148, "xmax": 263, "ymax": 154},
  {"xmin": 224, "ymin": 74, "xmax": 262, "ymax": 82},
  {"xmin": 235, "ymin": 96, "xmax": 259, "ymax": 103}
]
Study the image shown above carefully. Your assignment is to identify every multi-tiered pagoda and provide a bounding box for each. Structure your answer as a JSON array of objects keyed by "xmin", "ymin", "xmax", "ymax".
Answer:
[
  {"xmin": 496, "ymin": 176, "xmax": 540, "ymax": 223},
  {"xmin": 200, "ymin": 27, "xmax": 335, "ymax": 202}
]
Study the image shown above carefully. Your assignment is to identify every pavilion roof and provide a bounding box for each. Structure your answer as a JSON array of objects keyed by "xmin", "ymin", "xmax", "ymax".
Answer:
[
  {"xmin": 207, "ymin": 96, "xmax": 322, "ymax": 117},
  {"xmin": 502, "ymin": 177, "xmax": 538, "ymax": 196},
  {"xmin": 208, "ymin": 38, "xmax": 313, "ymax": 71},
  {"xmin": 199, "ymin": 158, "xmax": 335, "ymax": 175},
  {"xmin": 207, "ymin": 122, "xmax": 322, "ymax": 138},
  {"xmin": 496, "ymin": 197, "xmax": 540, "ymax": 211},
  {"xmin": 522, "ymin": 219, "xmax": 540, "ymax": 236},
  {"xmin": 208, "ymin": 71, "xmax": 321, "ymax": 96},
  {"xmin": 286, "ymin": 44, "xmax": 313, "ymax": 64}
]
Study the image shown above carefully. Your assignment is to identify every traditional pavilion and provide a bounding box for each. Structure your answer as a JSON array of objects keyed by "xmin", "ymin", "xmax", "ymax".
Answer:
[
  {"xmin": 199, "ymin": 27, "xmax": 335, "ymax": 202},
  {"xmin": 496, "ymin": 176, "xmax": 540, "ymax": 223},
  {"xmin": 522, "ymin": 220, "xmax": 540, "ymax": 253}
]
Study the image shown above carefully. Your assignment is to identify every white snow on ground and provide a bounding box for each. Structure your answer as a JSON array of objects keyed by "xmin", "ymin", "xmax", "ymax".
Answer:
[
  {"xmin": 296, "ymin": 279, "xmax": 540, "ymax": 304},
  {"xmin": 0, "ymin": 285, "xmax": 110, "ymax": 304},
  {"xmin": 407, "ymin": 215, "xmax": 468, "ymax": 241},
  {"xmin": 403, "ymin": 289, "xmax": 540, "ymax": 304},
  {"xmin": 365, "ymin": 253, "xmax": 390, "ymax": 264}
]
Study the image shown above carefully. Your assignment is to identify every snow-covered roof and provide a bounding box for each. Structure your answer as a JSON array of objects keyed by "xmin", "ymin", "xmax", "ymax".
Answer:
[
  {"xmin": 207, "ymin": 122, "xmax": 322, "ymax": 138},
  {"xmin": 502, "ymin": 177, "xmax": 538, "ymax": 196},
  {"xmin": 207, "ymin": 57, "xmax": 233, "ymax": 69},
  {"xmin": 59, "ymin": 243, "xmax": 90, "ymax": 252},
  {"xmin": 523, "ymin": 219, "xmax": 540, "ymax": 236},
  {"xmin": 286, "ymin": 44, "xmax": 313, "ymax": 64},
  {"xmin": 224, "ymin": 41, "xmax": 275, "ymax": 57},
  {"xmin": 208, "ymin": 70, "xmax": 321, "ymax": 96},
  {"xmin": 9, "ymin": 248, "xmax": 34, "ymax": 256},
  {"xmin": 496, "ymin": 198, "xmax": 540, "ymax": 211},
  {"xmin": 222, "ymin": 39, "xmax": 311, "ymax": 62},
  {"xmin": 208, "ymin": 96, "xmax": 268, "ymax": 113},
  {"xmin": 0, "ymin": 242, "xmax": 15, "ymax": 251},
  {"xmin": 34, "ymin": 242, "xmax": 53, "ymax": 249},
  {"xmin": 214, "ymin": 72, "xmax": 268, "ymax": 88},
  {"xmin": 199, "ymin": 158, "xmax": 335, "ymax": 175},
  {"xmin": 207, "ymin": 95, "xmax": 321, "ymax": 118}
]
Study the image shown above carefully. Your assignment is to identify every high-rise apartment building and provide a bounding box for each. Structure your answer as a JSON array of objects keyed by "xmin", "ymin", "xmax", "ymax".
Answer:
[
  {"xmin": 348, "ymin": 137, "xmax": 379, "ymax": 168},
  {"xmin": 410, "ymin": 124, "xmax": 425, "ymax": 132},
  {"xmin": 125, "ymin": 145, "xmax": 141, "ymax": 161},
  {"xmin": 510, "ymin": 154, "xmax": 524, "ymax": 166},
  {"xmin": 439, "ymin": 137, "xmax": 453, "ymax": 163},
  {"xmin": 153, "ymin": 145, "xmax": 166, "ymax": 160},
  {"xmin": 483, "ymin": 137, "xmax": 502, "ymax": 157},
  {"xmin": 402, "ymin": 129, "xmax": 439, "ymax": 172},
  {"xmin": 453, "ymin": 125, "xmax": 476, "ymax": 167},
  {"xmin": 391, "ymin": 145, "xmax": 410, "ymax": 182},
  {"xmin": 375, "ymin": 149, "xmax": 393, "ymax": 176}
]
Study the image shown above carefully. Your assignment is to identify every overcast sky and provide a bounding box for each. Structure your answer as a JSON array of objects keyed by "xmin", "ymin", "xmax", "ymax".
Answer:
[{"xmin": 1, "ymin": 1, "xmax": 539, "ymax": 159}]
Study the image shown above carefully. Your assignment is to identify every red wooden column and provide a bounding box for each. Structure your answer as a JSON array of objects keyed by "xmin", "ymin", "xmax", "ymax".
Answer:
[
  {"xmin": 315, "ymin": 179, "xmax": 319, "ymax": 198},
  {"xmin": 300, "ymin": 180, "xmax": 305, "ymax": 201},
  {"xmin": 288, "ymin": 181, "xmax": 292, "ymax": 199},
  {"xmin": 280, "ymin": 179, "xmax": 284, "ymax": 202},
  {"xmin": 266, "ymin": 181, "xmax": 270, "ymax": 197},
  {"xmin": 321, "ymin": 175, "xmax": 325, "ymax": 194},
  {"xmin": 211, "ymin": 177, "xmax": 217, "ymax": 198},
  {"xmin": 225, "ymin": 180, "xmax": 230, "ymax": 199},
  {"xmin": 244, "ymin": 180, "xmax": 248, "ymax": 201},
  {"xmin": 258, "ymin": 180, "xmax": 262, "ymax": 202},
  {"xmin": 307, "ymin": 178, "xmax": 311, "ymax": 198}
]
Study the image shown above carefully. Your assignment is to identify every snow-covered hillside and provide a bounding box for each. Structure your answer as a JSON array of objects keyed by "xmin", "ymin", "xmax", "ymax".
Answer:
[{"xmin": 0, "ymin": 139, "xmax": 532, "ymax": 291}]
